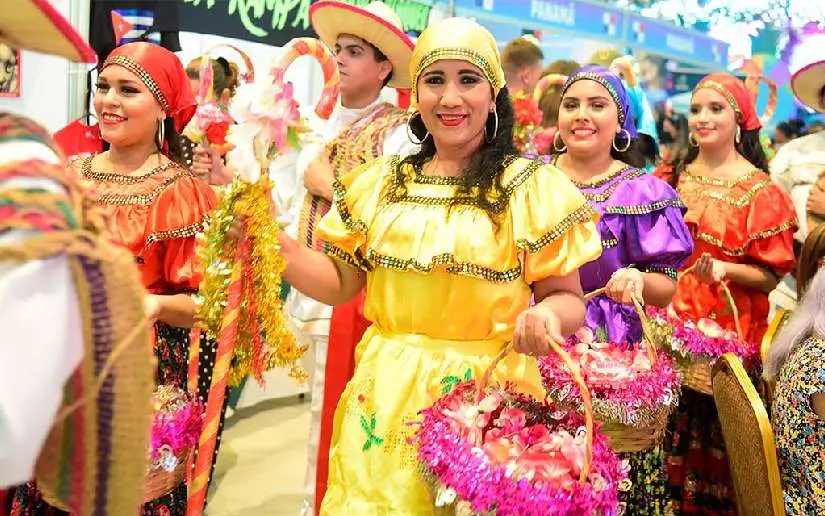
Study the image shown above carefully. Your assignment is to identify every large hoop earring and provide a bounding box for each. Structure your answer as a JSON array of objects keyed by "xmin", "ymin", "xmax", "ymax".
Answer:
[
  {"xmin": 612, "ymin": 128, "xmax": 631, "ymax": 153},
  {"xmin": 553, "ymin": 131, "xmax": 567, "ymax": 152},
  {"xmin": 735, "ymin": 125, "xmax": 742, "ymax": 145},
  {"xmin": 156, "ymin": 118, "xmax": 165, "ymax": 149},
  {"xmin": 406, "ymin": 111, "xmax": 429, "ymax": 145},
  {"xmin": 485, "ymin": 111, "xmax": 499, "ymax": 143},
  {"xmin": 688, "ymin": 132, "xmax": 699, "ymax": 147}
]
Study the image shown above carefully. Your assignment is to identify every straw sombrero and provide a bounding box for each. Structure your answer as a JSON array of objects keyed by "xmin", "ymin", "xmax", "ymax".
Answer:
[
  {"xmin": 790, "ymin": 33, "xmax": 825, "ymax": 114},
  {"xmin": 309, "ymin": 0, "xmax": 414, "ymax": 89},
  {"xmin": 0, "ymin": 0, "xmax": 96, "ymax": 63}
]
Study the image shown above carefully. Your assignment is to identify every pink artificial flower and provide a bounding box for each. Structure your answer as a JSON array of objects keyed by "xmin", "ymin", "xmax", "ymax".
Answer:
[
  {"xmin": 443, "ymin": 391, "xmax": 502, "ymax": 445},
  {"xmin": 493, "ymin": 407, "xmax": 527, "ymax": 435}
]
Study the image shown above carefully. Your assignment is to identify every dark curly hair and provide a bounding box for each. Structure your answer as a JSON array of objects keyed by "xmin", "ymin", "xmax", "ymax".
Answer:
[
  {"xmin": 397, "ymin": 86, "xmax": 517, "ymax": 225},
  {"xmin": 666, "ymin": 126, "xmax": 769, "ymax": 188}
]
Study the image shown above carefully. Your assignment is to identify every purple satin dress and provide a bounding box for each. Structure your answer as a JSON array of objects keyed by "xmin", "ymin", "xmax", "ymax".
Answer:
[{"xmin": 576, "ymin": 166, "xmax": 693, "ymax": 344}]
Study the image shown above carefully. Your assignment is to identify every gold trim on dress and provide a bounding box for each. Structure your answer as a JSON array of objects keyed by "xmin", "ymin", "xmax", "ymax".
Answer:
[
  {"xmin": 694, "ymin": 219, "xmax": 797, "ymax": 256},
  {"xmin": 144, "ymin": 217, "xmax": 209, "ymax": 246},
  {"xmin": 95, "ymin": 172, "xmax": 190, "ymax": 205}
]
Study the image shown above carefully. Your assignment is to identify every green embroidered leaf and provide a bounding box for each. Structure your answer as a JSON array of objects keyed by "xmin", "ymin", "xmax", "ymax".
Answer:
[
  {"xmin": 370, "ymin": 414, "xmax": 377, "ymax": 430},
  {"xmin": 362, "ymin": 439, "xmax": 372, "ymax": 452},
  {"xmin": 463, "ymin": 368, "xmax": 473, "ymax": 381},
  {"xmin": 372, "ymin": 435, "xmax": 384, "ymax": 446},
  {"xmin": 359, "ymin": 414, "xmax": 370, "ymax": 434}
]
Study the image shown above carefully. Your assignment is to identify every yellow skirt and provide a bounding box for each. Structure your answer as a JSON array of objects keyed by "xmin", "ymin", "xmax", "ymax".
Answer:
[{"xmin": 319, "ymin": 326, "xmax": 544, "ymax": 515}]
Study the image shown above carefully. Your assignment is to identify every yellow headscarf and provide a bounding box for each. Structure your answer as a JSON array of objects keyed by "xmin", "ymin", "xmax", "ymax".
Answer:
[{"xmin": 409, "ymin": 17, "xmax": 506, "ymax": 111}]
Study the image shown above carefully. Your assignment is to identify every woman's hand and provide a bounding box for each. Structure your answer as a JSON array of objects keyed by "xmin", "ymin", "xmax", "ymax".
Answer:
[
  {"xmin": 693, "ymin": 253, "xmax": 726, "ymax": 284},
  {"xmin": 605, "ymin": 268, "xmax": 644, "ymax": 305},
  {"xmin": 514, "ymin": 302, "xmax": 564, "ymax": 356}
]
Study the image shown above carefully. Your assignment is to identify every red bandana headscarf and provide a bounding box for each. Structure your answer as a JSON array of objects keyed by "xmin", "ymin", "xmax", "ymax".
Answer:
[
  {"xmin": 694, "ymin": 73, "xmax": 761, "ymax": 131},
  {"xmin": 101, "ymin": 42, "xmax": 196, "ymax": 134}
]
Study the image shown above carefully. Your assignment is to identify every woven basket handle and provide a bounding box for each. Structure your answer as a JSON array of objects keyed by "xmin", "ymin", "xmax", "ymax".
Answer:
[
  {"xmin": 583, "ymin": 287, "xmax": 658, "ymax": 366},
  {"xmin": 477, "ymin": 339, "xmax": 594, "ymax": 485},
  {"xmin": 679, "ymin": 264, "xmax": 743, "ymax": 340}
]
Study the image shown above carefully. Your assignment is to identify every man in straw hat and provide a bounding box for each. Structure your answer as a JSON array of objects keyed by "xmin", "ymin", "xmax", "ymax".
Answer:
[
  {"xmin": 266, "ymin": 2, "xmax": 417, "ymax": 514},
  {"xmin": 0, "ymin": 2, "xmax": 154, "ymax": 514},
  {"xmin": 769, "ymin": 36, "xmax": 825, "ymax": 311}
]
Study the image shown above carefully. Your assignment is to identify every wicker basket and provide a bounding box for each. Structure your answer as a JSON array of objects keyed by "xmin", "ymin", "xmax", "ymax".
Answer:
[
  {"xmin": 675, "ymin": 267, "xmax": 744, "ymax": 395},
  {"xmin": 570, "ymin": 289, "xmax": 676, "ymax": 453},
  {"xmin": 143, "ymin": 448, "xmax": 193, "ymax": 502}
]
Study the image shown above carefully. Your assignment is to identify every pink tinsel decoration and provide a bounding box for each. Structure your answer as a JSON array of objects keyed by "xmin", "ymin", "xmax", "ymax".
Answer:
[
  {"xmin": 538, "ymin": 328, "xmax": 680, "ymax": 428},
  {"xmin": 149, "ymin": 387, "xmax": 204, "ymax": 465},
  {"xmin": 415, "ymin": 381, "xmax": 626, "ymax": 515},
  {"xmin": 646, "ymin": 306, "xmax": 756, "ymax": 362}
]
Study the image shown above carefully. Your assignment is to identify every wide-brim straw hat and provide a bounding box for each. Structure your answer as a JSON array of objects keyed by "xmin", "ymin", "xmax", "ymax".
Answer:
[
  {"xmin": 0, "ymin": 0, "xmax": 96, "ymax": 63},
  {"xmin": 309, "ymin": 0, "xmax": 414, "ymax": 89},
  {"xmin": 790, "ymin": 33, "xmax": 825, "ymax": 114}
]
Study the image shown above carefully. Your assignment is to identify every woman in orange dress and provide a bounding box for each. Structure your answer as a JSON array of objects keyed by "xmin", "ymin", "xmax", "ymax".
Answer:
[
  {"xmin": 656, "ymin": 73, "xmax": 797, "ymax": 514},
  {"xmin": 13, "ymin": 42, "xmax": 218, "ymax": 516}
]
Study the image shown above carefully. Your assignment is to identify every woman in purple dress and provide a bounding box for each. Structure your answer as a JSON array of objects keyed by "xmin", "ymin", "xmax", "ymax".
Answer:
[{"xmin": 551, "ymin": 65, "xmax": 694, "ymax": 514}]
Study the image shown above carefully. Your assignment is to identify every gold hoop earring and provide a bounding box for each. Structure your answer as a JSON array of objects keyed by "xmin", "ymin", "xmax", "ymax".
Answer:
[
  {"xmin": 553, "ymin": 131, "xmax": 567, "ymax": 152},
  {"xmin": 612, "ymin": 128, "xmax": 631, "ymax": 153},
  {"xmin": 156, "ymin": 118, "xmax": 165, "ymax": 149},
  {"xmin": 485, "ymin": 111, "xmax": 498, "ymax": 143},
  {"xmin": 735, "ymin": 125, "xmax": 742, "ymax": 145},
  {"xmin": 406, "ymin": 111, "xmax": 429, "ymax": 145},
  {"xmin": 688, "ymin": 132, "xmax": 699, "ymax": 147}
]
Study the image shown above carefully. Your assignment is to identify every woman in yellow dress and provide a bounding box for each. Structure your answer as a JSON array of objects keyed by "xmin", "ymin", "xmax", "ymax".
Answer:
[{"xmin": 273, "ymin": 17, "xmax": 603, "ymax": 512}]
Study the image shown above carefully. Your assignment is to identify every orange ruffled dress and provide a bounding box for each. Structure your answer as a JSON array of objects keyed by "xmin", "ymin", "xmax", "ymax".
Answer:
[
  {"xmin": 657, "ymin": 166, "xmax": 797, "ymax": 515},
  {"xmin": 666, "ymin": 168, "xmax": 796, "ymax": 347}
]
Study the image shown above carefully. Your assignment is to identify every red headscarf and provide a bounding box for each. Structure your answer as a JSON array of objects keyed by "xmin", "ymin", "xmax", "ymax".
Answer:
[
  {"xmin": 102, "ymin": 42, "xmax": 196, "ymax": 134},
  {"xmin": 694, "ymin": 73, "xmax": 761, "ymax": 131}
]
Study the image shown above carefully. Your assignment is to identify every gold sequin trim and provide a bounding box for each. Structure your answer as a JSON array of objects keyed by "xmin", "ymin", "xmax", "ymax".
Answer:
[
  {"xmin": 95, "ymin": 172, "xmax": 189, "ymax": 205},
  {"xmin": 694, "ymin": 81, "xmax": 742, "ymax": 119},
  {"xmin": 412, "ymin": 48, "xmax": 503, "ymax": 102},
  {"xmin": 694, "ymin": 219, "xmax": 796, "ymax": 256},
  {"xmin": 570, "ymin": 165, "xmax": 635, "ymax": 188},
  {"xmin": 326, "ymin": 244, "xmax": 373, "ymax": 272},
  {"xmin": 640, "ymin": 265, "xmax": 677, "ymax": 280},
  {"xmin": 603, "ymin": 198, "xmax": 686, "ymax": 215},
  {"xmin": 516, "ymin": 203, "xmax": 597, "ymax": 254},
  {"xmin": 696, "ymin": 179, "xmax": 772, "ymax": 208},
  {"xmin": 81, "ymin": 156, "xmax": 177, "ymax": 184},
  {"xmin": 602, "ymin": 238, "xmax": 619, "ymax": 249},
  {"xmin": 682, "ymin": 169, "xmax": 758, "ymax": 187},
  {"xmin": 145, "ymin": 217, "xmax": 208, "ymax": 246},
  {"xmin": 367, "ymin": 249, "xmax": 522, "ymax": 283},
  {"xmin": 581, "ymin": 169, "xmax": 647, "ymax": 203},
  {"xmin": 103, "ymin": 56, "xmax": 170, "ymax": 113}
]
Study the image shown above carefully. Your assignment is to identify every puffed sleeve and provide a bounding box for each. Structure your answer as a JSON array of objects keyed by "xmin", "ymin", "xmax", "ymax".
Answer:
[
  {"xmin": 315, "ymin": 156, "xmax": 389, "ymax": 271},
  {"xmin": 508, "ymin": 160, "xmax": 602, "ymax": 283},
  {"xmin": 602, "ymin": 174, "xmax": 694, "ymax": 279},
  {"xmin": 744, "ymin": 182, "xmax": 797, "ymax": 277},
  {"xmin": 141, "ymin": 174, "xmax": 217, "ymax": 293}
]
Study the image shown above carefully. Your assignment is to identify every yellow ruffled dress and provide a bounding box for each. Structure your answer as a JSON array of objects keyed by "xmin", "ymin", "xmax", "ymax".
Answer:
[{"xmin": 316, "ymin": 155, "xmax": 602, "ymax": 514}]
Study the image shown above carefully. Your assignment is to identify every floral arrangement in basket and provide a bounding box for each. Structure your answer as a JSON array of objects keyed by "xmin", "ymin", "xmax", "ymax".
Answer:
[
  {"xmin": 144, "ymin": 386, "xmax": 203, "ymax": 502},
  {"xmin": 189, "ymin": 37, "xmax": 340, "ymax": 516},
  {"xmin": 415, "ymin": 341, "xmax": 627, "ymax": 516},
  {"xmin": 645, "ymin": 266, "xmax": 757, "ymax": 394},
  {"xmin": 147, "ymin": 385, "xmax": 203, "ymax": 473},
  {"xmin": 539, "ymin": 293, "xmax": 679, "ymax": 453},
  {"xmin": 539, "ymin": 326, "xmax": 680, "ymax": 430}
]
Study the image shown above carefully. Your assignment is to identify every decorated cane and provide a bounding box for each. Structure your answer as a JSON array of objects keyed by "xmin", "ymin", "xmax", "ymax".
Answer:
[
  {"xmin": 272, "ymin": 37, "xmax": 340, "ymax": 120},
  {"xmin": 187, "ymin": 37, "xmax": 340, "ymax": 515}
]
